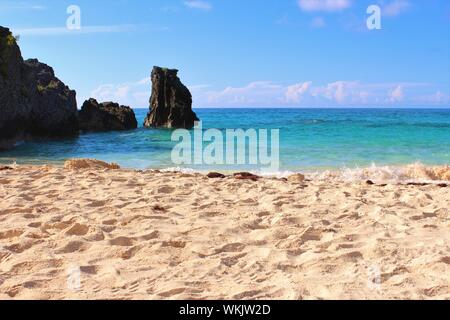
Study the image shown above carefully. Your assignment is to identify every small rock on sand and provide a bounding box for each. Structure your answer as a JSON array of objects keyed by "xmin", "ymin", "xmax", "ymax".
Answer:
[
  {"xmin": 234, "ymin": 172, "xmax": 260, "ymax": 181},
  {"xmin": 207, "ymin": 172, "xmax": 226, "ymax": 179}
]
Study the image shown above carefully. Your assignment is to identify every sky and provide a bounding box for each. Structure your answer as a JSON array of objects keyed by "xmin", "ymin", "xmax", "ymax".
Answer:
[{"xmin": 1, "ymin": 0, "xmax": 449, "ymax": 108}]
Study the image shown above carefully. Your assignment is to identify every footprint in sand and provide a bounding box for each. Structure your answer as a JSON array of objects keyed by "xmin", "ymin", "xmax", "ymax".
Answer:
[
  {"xmin": 422, "ymin": 285, "xmax": 449, "ymax": 298},
  {"xmin": 23, "ymin": 213, "xmax": 38, "ymax": 219},
  {"xmin": 0, "ymin": 229, "xmax": 24, "ymax": 240},
  {"xmin": 5, "ymin": 286, "xmax": 21, "ymax": 298},
  {"xmin": 88, "ymin": 200, "xmax": 107, "ymax": 207},
  {"xmin": 338, "ymin": 251, "xmax": 364, "ymax": 262},
  {"xmin": 151, "ymin": 205, "xmax": 167, "ymax": 212},
  {"xmin": 0, "ymin": 250, "xmax": 12, "ymax": 263},
  {"xmin": 101, "ymin": 225, "xmax": 116, "ymax": 233},
  {"xmin": 221, "ymin": 253, "xmax": 247, "ymax": 267},
  {"xmin": 65, "ymin": 223, "xmax": 90, "ymax": 236},
  {"xmin": 8, "ymin": 259, "xmax": 63, "ymax": 275},
  {"xmin": 56, "ymin": 240, "xmax": 89, "ymax": 254},
  {"xmin": 109, "ymin": 236, "xmax": 136, "ymax": 247},
  {"xmin": 299, "ymin": 227, "xmax": 322, "ymax": 243},
  {"xmin": 23, "ymin": 280, "xmax": 48, "ymax": 289},
  {"xmin": 158, "ymin": 186, "xmax": 175, "ymax": 194},
  {"xmin": 121, "ymin": 245, "xmax": 142, "ymax": 260},
  {"xmin": 162, "ymin": 240, "xmax": 186, "ymax": 248},
  {"xmin": 84, "ymin": 228, "xmax": 105, "ymax": 242},
  {"xmin": 215, "ymin": 243, "xmax": 246, "ymax": 254},
  {"xmin": 80, "ymin": 265, "xmax": 99, "ymax": 275},
  {"xmin": 28, "ymin": 222, "xmax": 42, "ymax": 228},
  {"xmin": 102, "ymin": 219, "xmax": 118, "ymax": 226},
  {"xmin": 199, "ymin": 211, "xmax": 223, "ymax": 218},
  {"xmin": 158, "ymin": 288, "xmax": 186, "ymax": 297},
  {"xmin": 5, "ymin": 239, "xmax": 42, "ymax": 253},
  {"xmin": 42, "ymin": 221, "xmax": 73, "ymax": 232},
  {"xmin": 243, "ymin": 219, "xmax": 267, "ymax": 230},
  {"xmin": 139, "ymin": 231, "xmax": 160, "ymax": 241},
  {"xmin": 123, "ymin": 280, "xmax": 141, "ymax": 293},
  {"xmin": 380, "ymin": 266, "xmax": 410, "ymax": 283},
  {"xmin": 233, "ymin": 289, "xmax": 263, "ymax": 299},
  {"xmin": 440, "ymin": 256, "xmax": 450, "ymax": 264}
]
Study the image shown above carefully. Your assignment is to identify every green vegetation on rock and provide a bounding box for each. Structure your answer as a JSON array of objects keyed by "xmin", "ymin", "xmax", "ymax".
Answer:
[
  {"xmin": 0, "ymin": 32, "xmax": 17, "ymax": 79},
  {"xmin": 37, "ymin": 80, "xmax": 60, "ymax": 92}
]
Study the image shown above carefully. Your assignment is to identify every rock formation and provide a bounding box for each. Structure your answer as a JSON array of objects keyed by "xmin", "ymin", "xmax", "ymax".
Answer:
[
  {"xmin": 143, "ymin": 66, "xmax": 199, "ymax": 129},
  {"xmin": 79, "ymin": 98, "xmax": 137, "ymax": 132},
  {"xmin": 0, "ymin": 26, "xmax": 78, "ymax": 149},
  {"xmin": 23, "ymin": 59, "xmax": 78, "ymax": 136}
]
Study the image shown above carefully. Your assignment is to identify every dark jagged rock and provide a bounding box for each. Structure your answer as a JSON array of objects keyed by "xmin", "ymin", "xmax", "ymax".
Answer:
[
  {"xmin": 79, "ymin": 98, "xmax": 137, "ymax": 132},
  {"xmin": 0, "ymin": 26, "xmax": 78, "ymax": 149},
  {"xmin": 24, "ymin": 59, "xmax": 78, "ymax": 136},
  {"xmin": 207, "ymin": 172, "xmax": 226, "ymax": 179},
  {"xmin": 234, "ymin": 172, "xmax": 260, "ymax": 181},
  {"xmin": 143, "ymin": 66, "xmax": 199, "ymax": 129}
]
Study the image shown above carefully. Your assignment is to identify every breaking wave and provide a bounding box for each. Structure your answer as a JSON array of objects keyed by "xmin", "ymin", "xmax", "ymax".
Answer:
[
  {"xmin": 310, "ymin": 163, "xmax": 450, "ymax": 183},
  {"xmin": 157, "ymin": 163, "xmax": 450, "ymax": 183}
]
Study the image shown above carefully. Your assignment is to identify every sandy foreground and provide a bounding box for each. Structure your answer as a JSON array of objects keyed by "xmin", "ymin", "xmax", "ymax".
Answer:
[{"xmin": 0, "ymin": 160, "xmax": 449, "ymax": 300}]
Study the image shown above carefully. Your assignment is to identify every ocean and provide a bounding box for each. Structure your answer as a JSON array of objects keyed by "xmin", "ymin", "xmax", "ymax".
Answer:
[{"xmin": 1, "ymin": 108, "xmax": 449, "ymax": 175}]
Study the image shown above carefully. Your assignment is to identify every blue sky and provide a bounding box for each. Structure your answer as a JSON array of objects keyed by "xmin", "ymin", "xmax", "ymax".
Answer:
[{"xmin": 1, "ymin": 0, "xmax": 449, "ymax": 108}]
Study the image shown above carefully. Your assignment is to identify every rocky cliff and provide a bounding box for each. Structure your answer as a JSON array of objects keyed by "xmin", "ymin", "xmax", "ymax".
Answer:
[
  {"xmin": 143, "ymin": 66, "xmax": 199, "ymax": 129},
  {"xmin": 0, "ymin": 26, "xmax": 78, "ymax": 149},
  {"xmin": 79, "ymin": 98, "xmax": 137, "ymax": 132}
]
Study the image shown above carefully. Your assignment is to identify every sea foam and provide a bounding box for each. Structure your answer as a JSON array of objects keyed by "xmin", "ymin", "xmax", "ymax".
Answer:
[{"xmin": 157, "ymin": 162, "xmax": 450, "ymax": 183}]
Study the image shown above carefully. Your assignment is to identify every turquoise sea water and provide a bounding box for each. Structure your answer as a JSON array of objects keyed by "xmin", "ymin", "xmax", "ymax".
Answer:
[{"xmin": 0, "ymin": 108, "xmax": 449, "ymax": 173}]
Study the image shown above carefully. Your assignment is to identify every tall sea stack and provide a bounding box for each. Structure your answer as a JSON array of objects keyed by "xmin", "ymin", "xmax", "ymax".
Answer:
[
  {"xmin": 143, "ymin": 66, "xmax": 199, "ymax": 129},
  {"xmin": 0, "ymin": 26, "xmax": 78, "ymax": 149}
]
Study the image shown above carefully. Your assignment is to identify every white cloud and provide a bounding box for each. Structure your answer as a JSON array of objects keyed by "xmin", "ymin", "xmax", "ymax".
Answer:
[
  {"xmin": 382, "ymin": 0, "xmax": 410, "ymax": 17},
  {"xmin": 0, "ymin": 1, "xmax": 45, "ymax": 11},
  {"xmin": 416, "ymin": 91, "xmax": 450, "ymax": 104},
  {"xmin": 298, "ymin": 0, "xmax": 351, "ymax": 12},
  {"xmin": 88, "ymin": 78, "xmax": 448, "ymax": 108},
  {"xmin": 184, "ymin": 0, "xmax": 212, "ymax": 11},
  {"xmin": 90, "ymin": 78, "xmax": 151, "ymax": 108},
  {"xmin": 205, "ymin": 82, "xmax": 284, "ymax": 106},
  {"xmin": 431, "ymin": 91, "xmax": 447, "ymax": 103},
  {"xmin": 388, "ymin": 85, "xmax": 404, "ymax": 102},
  {"xmin": 197, "ymin": 81, "xmax": 439, "ymax": 107},
  {"xmin": 198, "ymin": 80, "xmax": 377, "ymax": 107},
  {"xmin": 13, "ymin": 25, "xmax": 170, "ymax": 37},
  {"xmin": 286, "ymin": 82, "xmax": 313, "ymax": 103},
  {"xmin": 327, "ymin": 81, "xmax": 350, "ymax": 103},
  {"xmin": 311, "ymin": 81, "xmax": 359, "ymax": 103},
  {"xmin": 12, "ymin": 25, "xmax": 139, "ymax": 36}
]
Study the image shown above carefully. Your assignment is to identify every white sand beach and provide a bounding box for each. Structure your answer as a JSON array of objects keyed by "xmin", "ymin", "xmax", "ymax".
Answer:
[{"xmin": 0, "ymin": 160, "xmax": 449, "ymax": 299}]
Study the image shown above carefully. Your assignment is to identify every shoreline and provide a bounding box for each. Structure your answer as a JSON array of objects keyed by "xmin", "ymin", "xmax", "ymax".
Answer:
[
  {"xmin": 1, "ymin": 159, "xmax": 449, "ymax": 183},
  {"xmin": 0, "ymin": 160, "xmax": 449, "ymax": 299}
]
